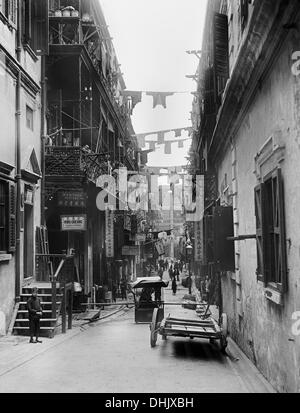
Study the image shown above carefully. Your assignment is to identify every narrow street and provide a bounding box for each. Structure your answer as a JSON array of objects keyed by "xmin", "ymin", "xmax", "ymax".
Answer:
[{"xmin": 0, "ymin": 272, "xmax": 273, "ymax": 393}]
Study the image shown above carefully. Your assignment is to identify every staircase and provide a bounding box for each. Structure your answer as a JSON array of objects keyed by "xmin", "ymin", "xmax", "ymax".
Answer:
[{"xmin": 13, "ymin": 284, "xmax": 63, "ymax": 338}]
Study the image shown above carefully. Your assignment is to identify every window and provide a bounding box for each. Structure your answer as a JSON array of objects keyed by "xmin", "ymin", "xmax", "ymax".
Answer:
[
  {"xmin": 0, "ymin": 181, "xmax": 6, "ymax": 252},
  {"xmin": 22, "ymin": 0, "xmax": 49, "ymax": 55},
  {"xmin": 240, "ymin": 0, "xmax": 251, "ymax": 31},
  {"xmin": 255, "ymin": 168, "xmax": 287, "ymax": 293},
  {"xmin": 26, "ymin": 105, "xmax": 34, "ymax": 130},
  {"xmin": 213, "ymin": 13, "xmax": 229, "ymax": 98},
  {"xmin": 0, "ymin": 0, "xmax": 17, "ymax": 25},
  {"xmin": 0, "ymin": 180, "xmax": 16, "ymax": 253}
]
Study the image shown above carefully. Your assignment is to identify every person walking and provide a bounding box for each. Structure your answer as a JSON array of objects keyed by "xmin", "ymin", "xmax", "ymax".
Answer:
[
  {"xmin": 172, "ymin": 277, "xmax": 177, "ymax": 295},
  {"xmin": 174, "ymin": 266, "xmax": 180, "ymax": 282},
  {"xmin": 120, "ymin": 277, "xmax": 127, "ymax": 300},
  {"xmin": 112, "ymin": 281, "xmax": 117, "ymax": 303},
  {"xmin": 168, "ymin": 265, "xmax": 174, "ymax": 281},
  {"xmin": 27, "ymin": 287, "xmax": 43, "ymax": 344}
]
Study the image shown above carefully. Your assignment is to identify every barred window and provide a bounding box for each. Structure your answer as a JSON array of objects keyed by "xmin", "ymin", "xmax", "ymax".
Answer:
[
  {"xmin": 0, "ymin": 0, "xmax": 17, "ymax": 25},
  {"xmin": 0, "ymin": 180, "xmax": 16, "ymax": 254},
  {"xmin": 255, "ymin": 168, "xmax": 287, "ymax": 293}
]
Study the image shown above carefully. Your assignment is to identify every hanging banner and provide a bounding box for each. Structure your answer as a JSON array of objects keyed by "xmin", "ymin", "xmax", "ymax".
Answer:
[
  {"xmin": 194, "ymin": 220, "xmax": 204, "ymax": 262},
  {"xmin": 105, "ymin": 209, "xmax": 114, "ymax": 258},
  {"xmin": 155, "ymin": 241, "xmax": 165, "ymax": 256}
]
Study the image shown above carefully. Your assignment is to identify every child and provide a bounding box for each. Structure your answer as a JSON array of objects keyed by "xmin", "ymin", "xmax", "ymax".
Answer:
[{"xmin": 27, "ymin": 287, "xmax": 43, "ymax": 344}]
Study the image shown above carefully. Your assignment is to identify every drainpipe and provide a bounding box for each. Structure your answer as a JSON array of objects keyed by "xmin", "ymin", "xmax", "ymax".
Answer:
[
  {"xmin": 40, "ymin": 54, "xmax": 47, "ymax": 227},
  {"xmin": 15, "ymin": 0, "xmax": 22, "ymax": 301}
]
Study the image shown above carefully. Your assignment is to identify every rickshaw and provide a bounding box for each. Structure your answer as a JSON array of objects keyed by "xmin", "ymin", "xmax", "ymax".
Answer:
[{"xmin": 130, "ymin": 277, "xmax": 169, "ymax": 323}]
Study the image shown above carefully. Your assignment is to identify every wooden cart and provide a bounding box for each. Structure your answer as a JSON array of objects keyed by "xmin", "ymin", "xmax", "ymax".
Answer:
[{"xmin": 150, "ymin": 307, "xmax": 228, "ymax": 352}]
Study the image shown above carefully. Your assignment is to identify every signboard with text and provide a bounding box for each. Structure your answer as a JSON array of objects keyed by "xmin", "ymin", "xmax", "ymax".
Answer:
[
  {"xmin": 58, "ymin": 191, "xmax": 86, "ymax": 208},
  {"xmin": 122, "ymin": 246, "xmax": 139, "ymax": 256},
  {"xmin": 61, "ymin": 215, "xmax": 87, "ymax": 231},
  {"xmin": 194, "ymin": 220, "xmax": 203, "ymax": 262},
  {"xmin": 105, "ymin": 209, "xmax": 114, "ymax": 258}
]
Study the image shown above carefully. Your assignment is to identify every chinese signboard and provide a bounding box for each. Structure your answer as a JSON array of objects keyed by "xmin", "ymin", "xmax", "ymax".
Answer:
[
  {"xmin": 155, "ymin": 241, "xmax": 165, "ymax": 256},
  {"xmin": 61, "ymin": 215, "xmax": 87, "ymax": 231},
  {"xmin": 105, "ymin": 209, "xmax": 114, "ymax": 258},
  {"xmin": 135, "ymin": 234, "xmax": 146, "ymax": 242},
  {"xmin": 58, "ymin": 191, "xmax": 86, "ymax": 208},
  {"xmin": 194, "ymin": 220, "xmax": 203, "ymax": 262},
  {"xmin": 122, "ymin": 246, "xmax": 139, "ymax": 256}
]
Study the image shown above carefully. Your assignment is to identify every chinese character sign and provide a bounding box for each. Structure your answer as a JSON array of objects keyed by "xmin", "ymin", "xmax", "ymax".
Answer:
[
  {"xmin": 105, "ymin": 209, "xmax": 114, "ymax": 258},
  {"xmin": 194, "ymin": 220, "xmax": 203, "ymax": 262}
]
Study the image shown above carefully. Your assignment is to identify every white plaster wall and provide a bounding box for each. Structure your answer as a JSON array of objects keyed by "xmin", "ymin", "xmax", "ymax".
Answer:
[{"xmin": 217, "ymin": 32, "xmax": 300, "ymax": 392}]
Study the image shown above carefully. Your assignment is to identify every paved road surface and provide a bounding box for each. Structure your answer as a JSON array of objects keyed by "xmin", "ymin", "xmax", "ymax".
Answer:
[{"xmin": 0, "ymin": 272, "xmax": 273, "ymax": 393}]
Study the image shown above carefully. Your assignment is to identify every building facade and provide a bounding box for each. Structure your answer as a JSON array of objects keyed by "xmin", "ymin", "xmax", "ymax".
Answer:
[
  {"xmin": 191, "ymin": 0, "xmax": 300, "ymax": 392},
  {"xmin": 0, "ymin": 0, "xmax": 48, "ymax": 334},
  {"xmin": 44, "ymin": 0, "xmax": 141, "ymax": 301}
]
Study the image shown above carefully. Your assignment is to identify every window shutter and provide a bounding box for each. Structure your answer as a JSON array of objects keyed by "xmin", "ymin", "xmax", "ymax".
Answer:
[
  {"xmin": 213, "ymin": 206, "xmax": 235, "ymax": 272},
  {"xmin": 273, "ymin": 168, "xmax": 287, "ymax": 292},
  {"xmin": 22, "ymin": 0, "xmax": 32, "ymax": 44},
  {"xmin": 203, "ymin": 67, "xmax": 216, "ymax": 115},
  {"xmin": 254, "ymin": 183, "xmax": 267, "ymax": 283},
  {"xmin": 35, "ymin": 0, "xmax": 49, "ymax": 55},
  {"xmin": 8, "ymin": 183, "xmax": 16, "ymax": 253},
  {"xmin": 240, "ymin": 0, "xmax": 249, "ymax": 30},
  {"xmin": 213, "ymin": 13, "xmax": 229, "ymax": 80},
  {"xmin": 7, "ymin": 0, "xmax": 17, "ymax": 25}
]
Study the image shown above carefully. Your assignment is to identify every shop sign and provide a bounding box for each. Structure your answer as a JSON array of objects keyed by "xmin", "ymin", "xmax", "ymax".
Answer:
[
  {"xmin": 105, "ymin": 209, "xmax": 114, "ymax": 258},
  {"xmin": 194, "ymin": 220, "xmax": 203, "ymax": 262},
  {"xmin": 58, "ymin": 191, "xmax": 86, "ymax": 208},
  {"xmin": 155, "ymin": 241, "xmax": 165, "ymax": 256},
  {"xmin": 122, "ymin": 246, "xmax": 139, "ymax": 256},
  {"xmin": 61, "ymin": 215, "xmax": 87, "ymax": 231},
  {"xmin": 135, "ymin": 234, "xmax": 146, "ymax": 242}
]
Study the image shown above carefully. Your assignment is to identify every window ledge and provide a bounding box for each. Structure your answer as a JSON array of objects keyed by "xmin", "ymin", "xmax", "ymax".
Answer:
[
  {"xmin": 0, "ymin": 12, "xmax": 15, "ymax": 30},
  {"xmin": 264, "ymin": 286, "xmax": 283, "ymax": 306},
  {"xmin": 23, "ymin": 43, "xmax": 38, "ymax": 62},
  {"xmin": 0, "ymin": 254, "xmax": 12, "ymax": 262}
]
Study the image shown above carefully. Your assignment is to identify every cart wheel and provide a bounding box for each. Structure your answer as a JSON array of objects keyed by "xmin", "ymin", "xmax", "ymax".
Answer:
[
  {"xmin": 220, "ymin": 313, "xmax": 228, "ymax": 352},
  {"xmin": 150, "ymin": 308, "xmax": 159, "ymax": 348}
]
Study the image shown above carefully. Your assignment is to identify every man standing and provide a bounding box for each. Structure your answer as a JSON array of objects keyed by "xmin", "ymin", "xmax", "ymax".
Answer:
[{"xmin": 27, "ymin": 287, "xmax": 43, "ymax": 344}]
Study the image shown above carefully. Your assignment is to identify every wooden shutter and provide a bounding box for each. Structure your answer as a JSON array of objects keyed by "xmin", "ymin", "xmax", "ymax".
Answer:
[
  {"xmin": 273, "ymin": 168, "xmax": 287, "ymax": 292},
  {"xmin": 8, "ymin": 183, "xmax": 16, "ymax": 253},
  {"xmin": 203, "ymin": 67, "xmax": 216, "ymax": 115},
  {"xmin": 254, "ymin": 183, "xmax": 267, "ymax": 283},
  {"xmin": 22, "ymin": 0, "xmax": 32, "ymax": 43},
  {"xmin": 7, "ymin": 0, "xmax": 17, "ymax": 25},
  {"xmin": 213, "ymin": 13, "xmax": 229, "ymax": 80},
  {"xmin": 213, "ymin": 206, "xmax": 235, "ymax": 272},
  {"xmin": 241, "ymin": 0, "xmax": 249, "ymax": 30},
  {"xmin": 35, "ymin": 0, "xmax": 49, "ymax": 55}
]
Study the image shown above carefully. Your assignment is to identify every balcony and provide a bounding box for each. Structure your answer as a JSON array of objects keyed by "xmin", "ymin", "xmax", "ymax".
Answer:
[{"xmin": 45, "ymin": 146, "xmax": 110, "ymax": 184}]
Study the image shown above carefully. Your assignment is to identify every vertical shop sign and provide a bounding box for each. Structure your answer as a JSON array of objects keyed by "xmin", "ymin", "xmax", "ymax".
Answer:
[
  {"xmin": 105, "ymin": 209, "xmax": 114, "ymax": 258},
  {"xmin": 194, "ymin": 220, "xmax": 203, "ymax": 262}
]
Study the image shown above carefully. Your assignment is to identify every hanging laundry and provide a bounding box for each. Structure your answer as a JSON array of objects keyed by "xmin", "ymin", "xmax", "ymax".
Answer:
[
  {"xmin": 136, "ymin": 134, "xmax": 146, "ymax": 148},
  {"xmin": 185, "ymin": 127, "xmax": 193, "ymax": 137},
  {"xmin": 157, "ymin": 131, "xmax": 165, "ymax": 145},
  {"xmin": 174, "ymin": 129, "xmax": 182, "ymax": 138},
  {"xmin": 178, "ymin": 140, "xmax": 184, "ymax": 148},
  {"xmin": 121, "ymin": 90, "xmax": 143, "ymax": 112},
  {"xmin": 146, "ymin": 92, "xmax": 174, "ymax": 109},
  {"xmin": 164, "ymin": 142, "xmax": 172, "ymax": 154},
  {"xmin": 149, "ymin": 141, "xmax": 156, "ymax": 151}
]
